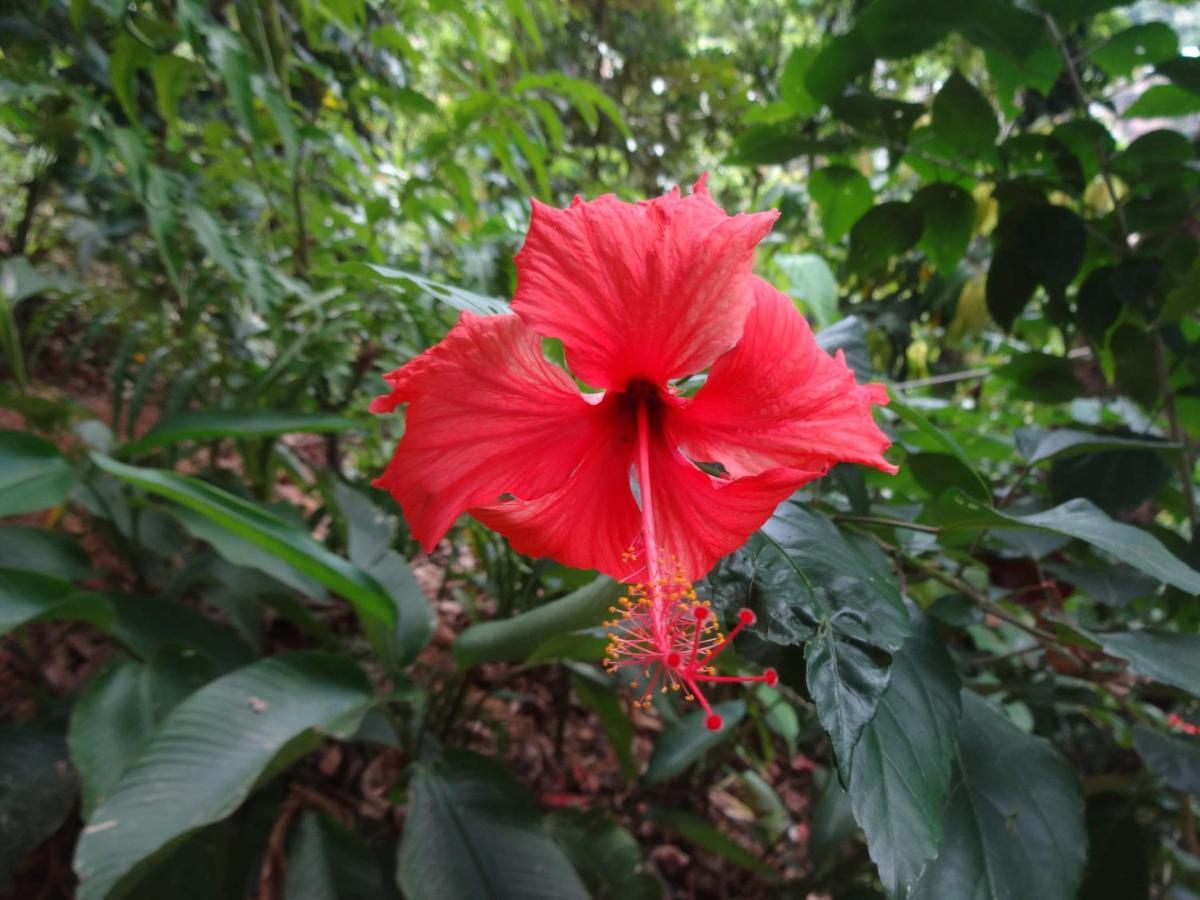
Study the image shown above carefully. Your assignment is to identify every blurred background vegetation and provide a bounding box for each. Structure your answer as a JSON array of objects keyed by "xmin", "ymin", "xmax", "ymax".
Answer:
[{"xmin": 2, "ymin": 0, "xmax": 1200, "ymax": 897}]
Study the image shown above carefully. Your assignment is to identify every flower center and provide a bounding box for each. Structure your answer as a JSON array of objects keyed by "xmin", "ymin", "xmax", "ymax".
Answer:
[{"xmin": 601, "ymin": 391, "xmax": 777, "ymax": 730}]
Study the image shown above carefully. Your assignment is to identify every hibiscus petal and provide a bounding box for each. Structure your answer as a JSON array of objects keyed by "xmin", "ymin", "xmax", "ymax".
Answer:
[
  {"xmin": 512, "ymin": 176, "xmax": 779, "ymax": 391},
  {"xmin": 371, "ymin": 312, "xmax": 614, "ymax": 551},
  {"xmin": 646, "ymin": 436, "xmax": 820, "ymax": 581},
  {"xmin": 473, "ymin": 395, "xmax": 642, "ymax": 579},
  {"xmin": 669, "ymin": 277, "xmax": 897, "ymax": 480}
]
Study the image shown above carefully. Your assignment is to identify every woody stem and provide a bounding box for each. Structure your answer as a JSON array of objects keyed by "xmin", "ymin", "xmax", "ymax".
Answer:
[{"xmin": 634, "ymin": 398, "xmax": 665, "ymax": 638}]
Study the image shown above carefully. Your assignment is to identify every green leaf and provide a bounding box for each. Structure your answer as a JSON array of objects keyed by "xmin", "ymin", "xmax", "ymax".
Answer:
[
  {"xmin": 1133, "ymin": 725, "xmax": 1200, "ymax": 799},
  {"xmin": 1124, "ymin": 84, "xmax": 1200, "ymax": 119},
  {"xmin": 1158, "ymin": 56, "xmax": 1200, "ymax": 95},
  {"xmin": 1014, "ymin": 428, "xmax": 1181, "ymax": 466},
  {"xmin": 284, "ymin": 812, "xmax": 394, "ymax": 900},
  {"xmin": 776, "ymin": 252, "xmax": 838, "ymax": 329},
  {"xmin": 1082, "ymin": 628, "xmax": 1200, "ymax": 697},
  {"xmin": 0, "ymin": 429, "xmax": 77, "ymax": 517},
  {"xmin": 1094, "ymin": 23, "xmax": 1179, "ymax": 78},
  {"xmin": 0, "ymin": 526, "xmax": 91, "ymax": 579},
  {"xmin": 849, "ymin": 613, "xmax": 961, "ymax": 898},
  {"xmin": 396, "ymin": 751, "xmax": 590, "ymax": 900},
  {"xmin": 804, "ymin": 29, "xmax": 874, "ymax": 105},
  {"xmin": 888, "ymin": 392, "xmax": 990, "ymax": 503},
  {"xmin": 0, "ymin": 725, "xmax": 77, "ymax": 884},
  {"xmin": 0, "ymin": 567, "xmax": 113, "ymax": 638},
  {"xmin": 454, "ymin": 577, "xmax": 622, "ymax": 668},
  {"xmin": 336, "ymin": 483, "xmax": 434, "ymax": 668},
  {"xmin": 109, "ymin": 32, "xmax": 151, "ymax": 123},
  {"xmin": 915, "ymin": 183, "xmax": 976, "ymax": 272},
  {"xmin": 858, "ymin": 0, "xmax": 957, "ymax": 58},
  {"xmin": 780, "ymin": 47, "xmax": 819, "ymax": 116},
  {"xmin": 647, "ymin": 807, "xmax": 774, "ymax": 878},
  {"xmin": 69, "ymin": 650, "xmax": 223, "ymax": 819},
  {"xmin": 910, "ymin": 691, "xmax": 1087, "ymax": 900},
  {"xmin": 644, "ymin": 701, "xmax": 745, "ymax": 785},
  {"xmin": 928, "ymin": 492, "xmax": 1200, "ymax": 594},
  {"xmin": 1048, "ymin": 446, "xmax": 1171, "ymax": 518},
  {"xmin": 74, "ymin": 652, "xmax": 373, "ymax": 900},
  {"xmin": 993, "ymin": 352, "xmax": 1084, "ymax": 403},
  {"xmin": 546, "ymin": 809, "xmax": 663, "ymax": 900},
  {"xmin": 89, "ymin": 455, "xmax": 396, "ymax": 647},
  {"xmin": 848, "ymin": 202, "xmax": 924, "ymax": 275},
  {"xmin": 368, "ymin": 264, "xmax": 509, "ymax": 315},
  {"xmin": 809, "ymin": 165, "xmax": 874, "ymax": 243},
  {"xmin": 932, "ymin": 72, "xmax": 998, "ymax": 157},
  {"xmin": 150, "ymin": 55, "xmax": 196, "ymax": 143},
  {"xmin": 986, "ymin": 244, "xmax": 1038, "ymax": 331},
  {"xmin": 107, "ymin": 594, "xmax": 254, "ymax": 672},
  {"xmin": 122, "ymin": 410, "xmax": 355, "ymax": 456}
]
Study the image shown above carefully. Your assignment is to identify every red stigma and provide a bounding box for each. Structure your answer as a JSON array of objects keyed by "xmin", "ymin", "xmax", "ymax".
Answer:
[
  {"xmin": 764, "ymin": 668, "xmax": 779, "ymax": 686},
  {"xmin": 737, "ymin": 608, "xmax": 756, "ymax": 625},
  {"xmin": 705, "ymin": 714, "xmax": 724, "ymax": 731}
]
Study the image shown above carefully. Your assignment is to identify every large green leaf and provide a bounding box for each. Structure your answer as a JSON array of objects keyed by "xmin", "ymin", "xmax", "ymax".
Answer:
[
  {"xmin": 0, "ymin": 429, "xmax": 77, "ymax": 517},
  {"xmin": 0, "ymin": 526, "xmax": 92, "ymax": 579},
  {"xmin": 336, "ymin": 483, "xmax": 434, "ymax": 668},
  {"xmin": 546, "ymin": 809, "xmax": 663, "ymax": 900},
  {"xmin": 777, "ymin": 252, "xmax": 839, "ymax": 329},
  {"xmin": 910, "ymin": 691, "xmax": 1087, "ymax": 900},
  {"xmin": 0, "ymin": 725, "xmax": 78, "ymax": 884},
  {"xmin": 644, "ymin": 701, "xmax": 746, "ymax": 785},
  {"xmin": 368, "ymin": 265, "xmax": 508, "ymax": 315},
  {"xmin": 0, "ymin": 567, "xmax": 113, "ymax": 638},
  {"xmin": 283, "ymin": 812, "xmax": 396, "ymax": 900},
  {"xmin": 73, "ymin": 653, "xmax": 373, "ymax": 900},
  {"xmin": 928, "ymin": 491, "xmax": 1200, "ymax": 594},
  {"xmin": 1014, "ymin": 428, "xmax": 1182, "ymax": 465},
  {"xmin": 848, "ymin": 201, "xmax": 923, "ymax": 275},
  {"xmin": 931, "ymin": 71, "xmax": 998, "ymax": 157},
  {"xmin": 915, "ymin": 183, "xmax": 976, "ymax": 273},
  {"xmin": 454, "ymin": 577, "xmax": 622, "ymax": 667},
  {"xmin": 396, "ymin": 751, "xmax": 589, "ymax": 900},
  {"xmin": 121, "ymin": 410, "xmax": 355, "ymax": 456},
  {"xmin": 90, "ymin": 455, "xmax": 395, "ymax": 645},
  {"xmin": 1132, "ymin": 724, "xmax": 1200, "ymax": 798},
  {"xmin": 809, "ymin": 165, "xmax": 874, "ymax": 243},
  {"xmin": 1082, "ymin": 628, "xmax": 1200, "ymax": 697},
  {"xmin": 888, "ymin": 393, "xmax": 990, "ymax": 503},
  {"xmin": 849, "ymin": 613, "xmax": 961, "ymax": 898},
  {"xmin": 1093, "ymin": 23, "xmax": 1179, "ymax": 78},
  {"xmin": 707, "ymin": 503, "xmax": 909, "ymax": 779}
]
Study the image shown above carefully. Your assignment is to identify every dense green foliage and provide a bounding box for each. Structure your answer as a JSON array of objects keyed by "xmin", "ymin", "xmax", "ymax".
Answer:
[{"xmin": 2, "ymin": 0, "xmax": 1200, "ymax": 897}]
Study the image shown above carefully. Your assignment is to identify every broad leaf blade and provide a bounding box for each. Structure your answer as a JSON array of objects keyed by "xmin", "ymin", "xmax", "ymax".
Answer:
[
  {"xmin": 121, "ymin": 410, "xmax": 355, "ymax": 456},
  {"xmin": 910, "ymin": 691, "xmax": 1087, "ymax": 900},
  {"xmin": 0, "ymin": 726, "xmax": 77, "ymax": 884},
  {"xmin": 73, "ymin": 652, "xmax": 373, "ymax": 900},
  {"xmin": 849, "ymin": 613, "xmax": 961, "ymax": 898},
  {"xmin": 0, "ymin": 430, "xmax": 76, "ymax": 517},
  {"xmin": 397, "ymin": 751, "xmax": 589, "ymax": 900}
]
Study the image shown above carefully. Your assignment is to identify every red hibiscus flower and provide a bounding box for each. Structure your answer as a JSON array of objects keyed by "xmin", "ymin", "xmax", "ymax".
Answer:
[{"xmin": 372, "ymin": 176, "xmax": 895, "ymax": 725}]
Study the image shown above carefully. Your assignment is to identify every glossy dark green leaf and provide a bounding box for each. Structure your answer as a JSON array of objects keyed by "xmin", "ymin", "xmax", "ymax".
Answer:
[
  {"xmin": 0, "ymin": 725, "xmax": 77, "ymax": 884},
  {"xmin": 849, "ymin": 614, "xmax": 961, "ymax": 898},
  {"xmin": 832, "ymin": 95, "xmax": 924, "ymax": 146},
  {"xmin": 986, "ymin": 242, "xmax": 1039, "ymax": 331},
  {"xmin": 74, "ymin": 653, "xmax": 373, "ymax": 900},
  {"xmin": 849, "ymin": 202, "xmax": 924, "ymax": 275},
  {"xmin": 915, "ymin": 183, "xmax": 976, "ymax": 272},
  {"xmin": 284, "ymin": 812, "xmax": 395, "ymax": 900},
  {"xmin": 929, "ymin": 491, "xmax": 1200, "ymax": 594},
  {"xmin": 1094, "ymin": 23, "xmax": 1179, "ymax": 78},
  {"xmin": 992, "ymin": 352, "xmax": 1084, "ymax": 403},
  {"xmin": 1083, "ymin": 628, "xmax": 1200, "ymax": 697},
  {"xmin": 0, "ymin": 429, "xmax": 76, "ymax": 517},
  {"xmin": 1049, "ymin": 448, "xmax": 1171, "ymax": 518},
  {"xmin": 909, "ymin": 691, "xmax": 1087, "ymax": 900},
  {"xmin": 90, "ymin": 455, "xmax": 395, "ymax": 646},
  {"xmin": 727, "ymin": 123, "xmax": 838, "ymax": 166},
  {"xmin": 454, "ymin": 577, "xmax": 622, "ymax": 667},
  {"xmin": 1016, "ymin": 429, "xmax": 1181, "ymax": 467},
  {"xmin": 396, "ymin": 751, "xmax": 589, "ymax": 900},
  {"xmin": 1133, "ymin": 724, "xmax": 1200, "ymax": 798},
  {"xmin": 809, "ymin": 165, "xmax": 874, "ymax": 243},
  {"xmin": 121, "ymin": 410, "xmax": 355, "ymax": 456},
  {"xmin": 858, "ymin": 0, "xmax": 957, "ymax": 58},
  {"xmin": 647, "ymin": 806, "xmax": 773, "ymax": 878},
  {"xmin": 932, "ymin": 72, "xmax": 998, "ymax": 157},
  {"xmin": 546, "ymin": 809, "xmax": 663, "ymax": 900},
  {"xmin": 0, "ymin": 567, "xmax": 113, "ymax": 638},
  {"xmin": 0, "ymin": 526, "xmax": 91, "ymax": 579},
  {"xmin": 1158, "ymin": 56, "xmax": 1200, "ymax": 95},
  {"xmin": 644, "ymin": 701, "xmax": 745, "ymax": 785},
  {"xmin": 107, "ymin": 594, "xmax": 254, "ymax": 671}
]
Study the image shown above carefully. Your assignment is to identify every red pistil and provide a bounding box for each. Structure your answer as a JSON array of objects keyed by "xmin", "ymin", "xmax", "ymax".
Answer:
[{"xmin": 603, "ymin": 395, "xmax": 778, "ymax": 730}]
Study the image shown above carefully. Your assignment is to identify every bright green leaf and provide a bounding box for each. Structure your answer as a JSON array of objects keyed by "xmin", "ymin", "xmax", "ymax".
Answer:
[{"xmin": 0, "ymin": 429, "xmax": 77, "ymax": 517}]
